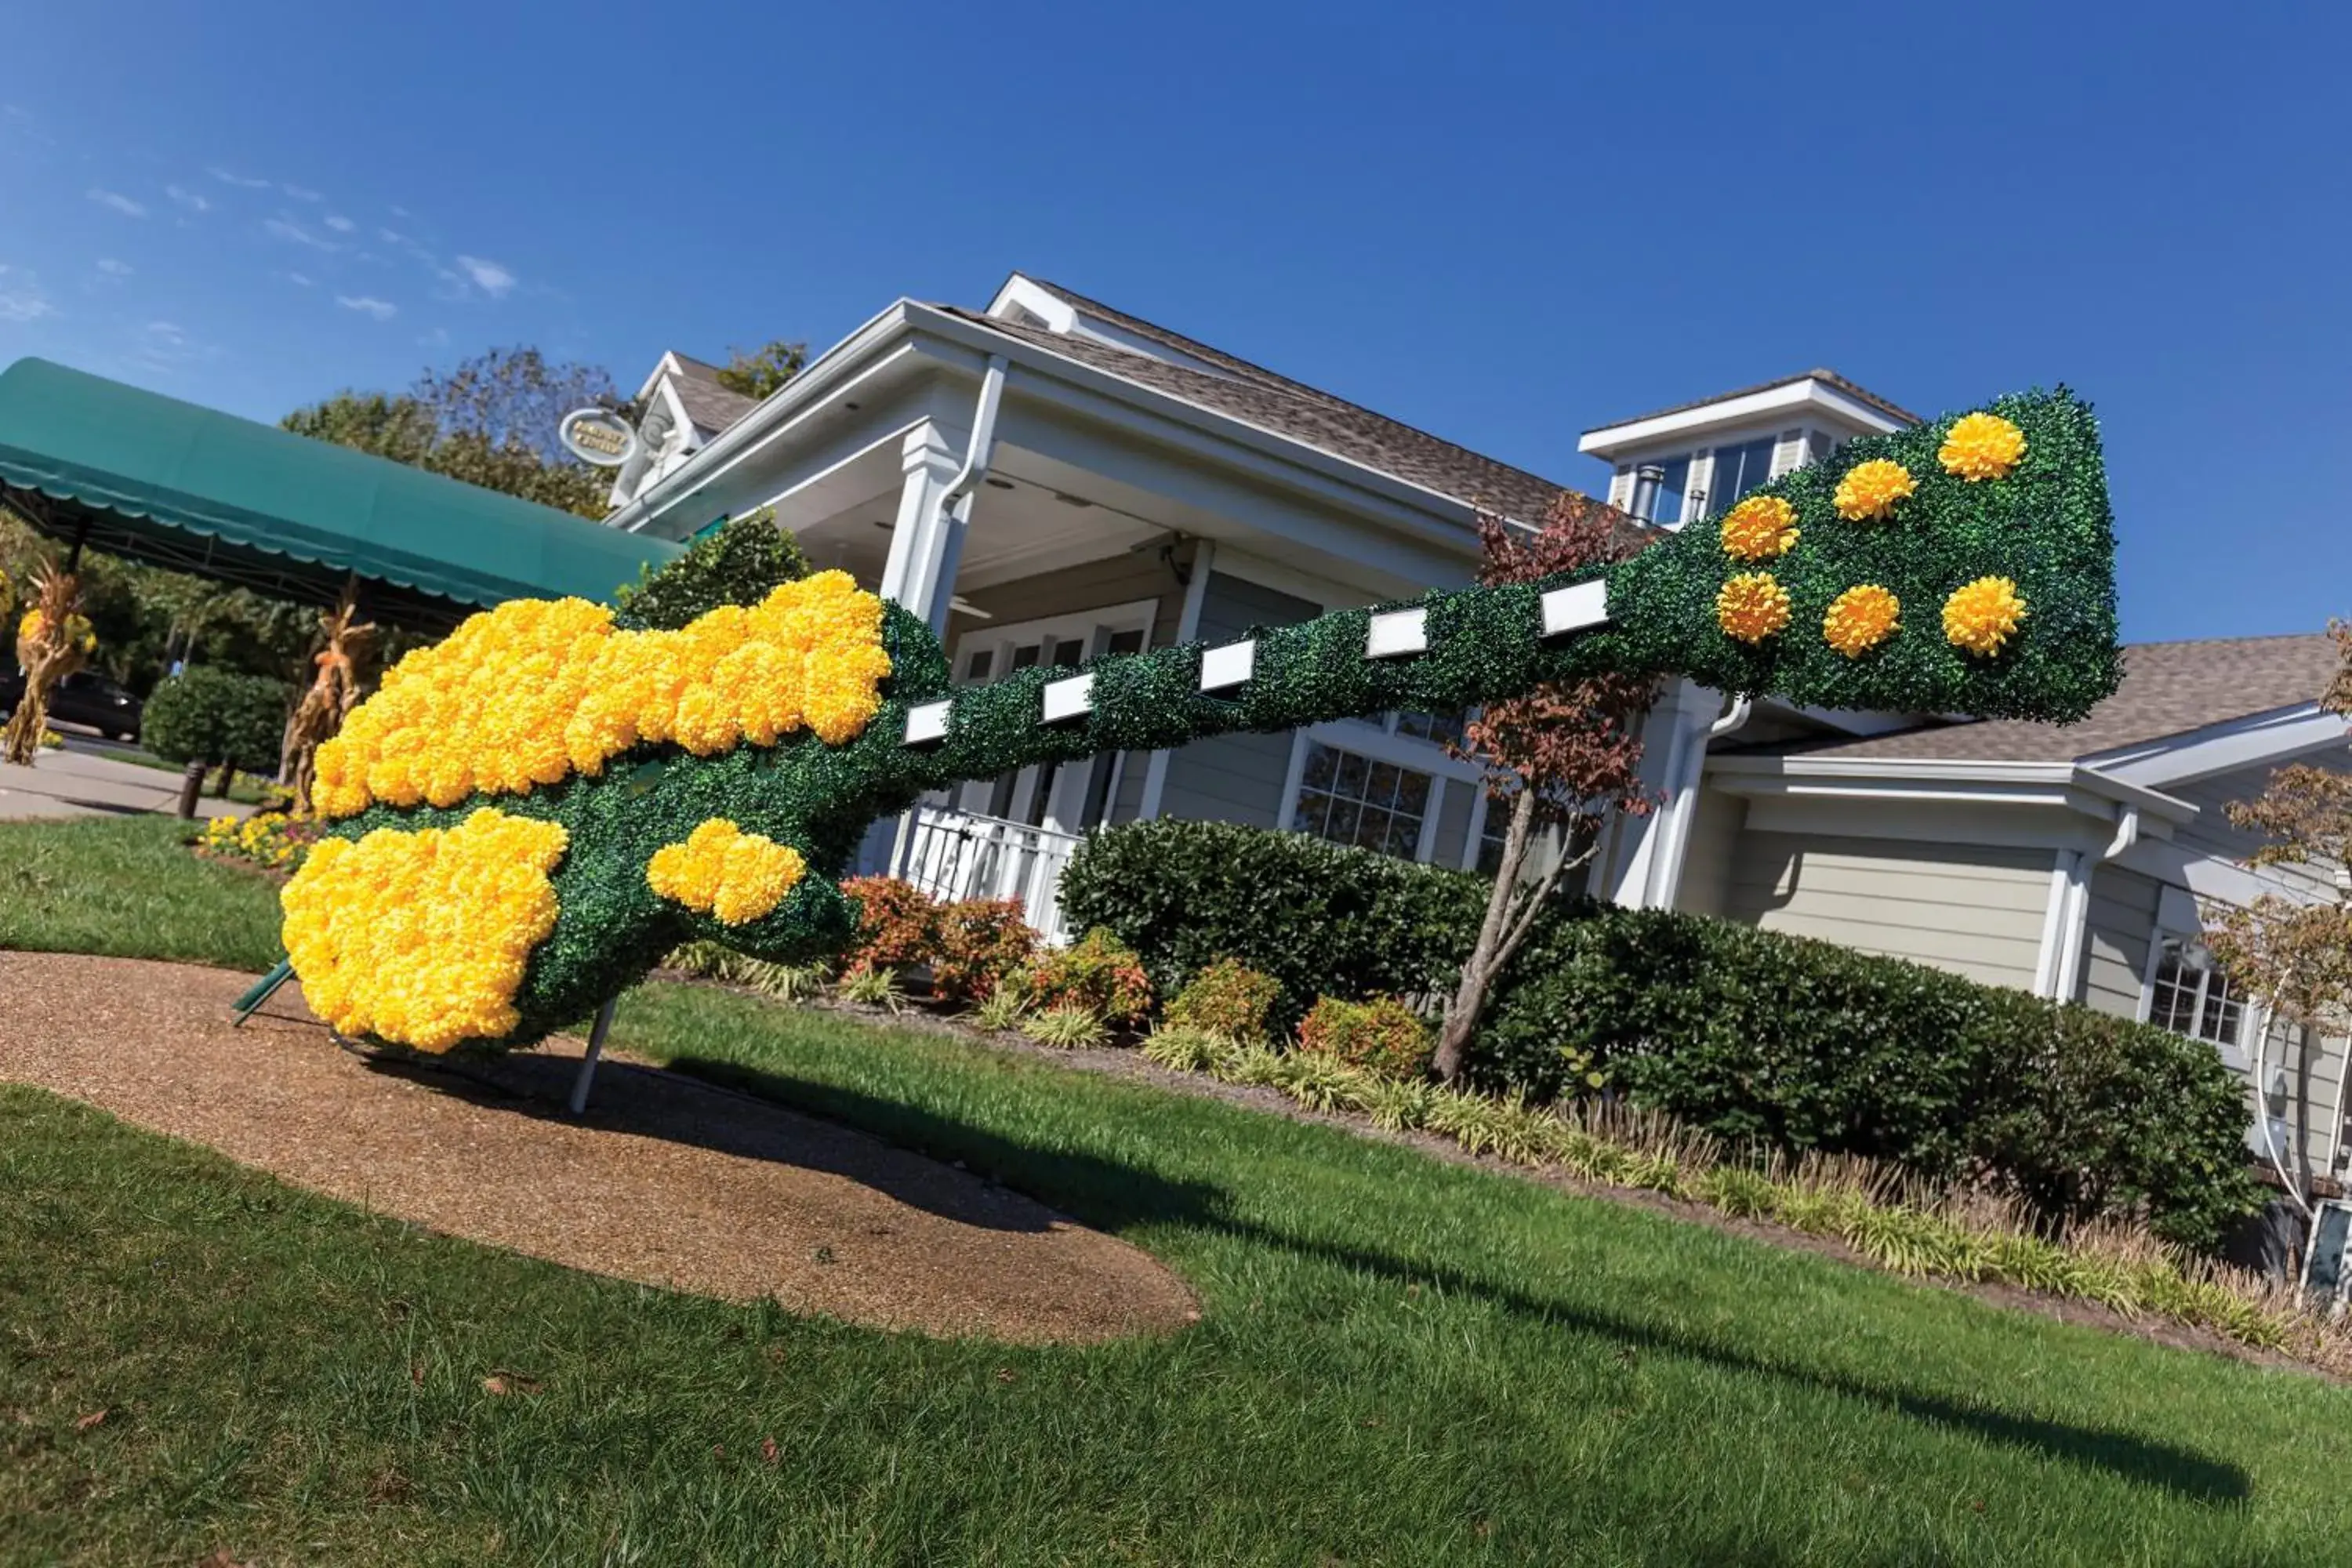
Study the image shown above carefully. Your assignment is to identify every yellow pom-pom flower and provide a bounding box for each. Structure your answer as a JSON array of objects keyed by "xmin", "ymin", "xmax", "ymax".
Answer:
[
  {"xmin": 1938, "ymin": 412, "xmax": 2027, "ymax": 482},
  {"xmin": 1822, "ymin": 584, "xmax": 1901, "ymax": 657},
  {"xmin": 647, "ymin": 818, "xmax": 808, "ymax": 925},
  {"xmin": 1716, "ymin": 572, "xmax": 1792, "ymax": 644},
  {"xmin": 279, "ymin": 808, "xmax": 569, "ymax": 1052},
  {"xmin": 1942, "ymin": 576, "xmax": 2027, "ymax": 657},
  {"xmin": 311, "ymin": 570, "xmax": 895, "ymax": 820},
  {"xmin": 1718, "ymin": 495, "xmax": 1800, "ymax": 561},
  {"xmin": 1833, "ymin": 459, "xmax": 1916, "ymax": 522}
]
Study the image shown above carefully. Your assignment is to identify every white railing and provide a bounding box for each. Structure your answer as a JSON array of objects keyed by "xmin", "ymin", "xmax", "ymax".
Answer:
[{"xmin": 892, "ymin": 804, "xmax": 1083, "ymax": 942}]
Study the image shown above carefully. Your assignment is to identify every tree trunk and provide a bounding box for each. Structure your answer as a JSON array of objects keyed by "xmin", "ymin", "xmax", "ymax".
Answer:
[
  {"xmin": 1433, "ymin": 787, "xmax": 1540, "ymax": 1082},
  {"xmin": 213, "ymin": 758, "xmax": 236, "ymax": 799}
]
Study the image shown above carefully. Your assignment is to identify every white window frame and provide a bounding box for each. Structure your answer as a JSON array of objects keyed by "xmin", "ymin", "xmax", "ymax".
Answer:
[
  {"xmin": 946, "ymin": 597, "xmax": 1158, "ymax": 829},
  {"xmin": 1280, "ymin": 713, "xmax": 1487, "ymax": 867},
  {"xmin": 2140, "ymin": 930, "xmax": 2250, "ymax": 1069}
]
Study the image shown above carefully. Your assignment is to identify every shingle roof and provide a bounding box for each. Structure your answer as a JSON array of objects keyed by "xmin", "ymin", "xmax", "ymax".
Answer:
[
  {"xmin": 659, "ymin": 353, "xmax": 760, "ymax": 435},
  {"xmin": 1584, "ymin": 369, "xmax": 1922, "ymax": 437},
  {"xmin": 944, "ymin": 300, "xmax": 1604, "ymax": 525},
  {"xmin": 1729, "ymin": 634, "xmax": 2343, "ymax": 764}
]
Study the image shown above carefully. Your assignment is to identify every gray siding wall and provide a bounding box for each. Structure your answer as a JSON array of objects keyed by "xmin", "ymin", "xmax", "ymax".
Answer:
[
  {"xmin": 2078, "ymin": 865, "xmax": 2160, "ymax": 1018},
  {"xmin": 1432, "ymin": 779, "xmax": 1475, "ymax": 870},
  {"xmin": 1675, "ymin": 787, "xmax": 1746, "ymax": 918},
  {"xmin": 1723, "ymin": 832, "xmax": 2051, "ymax": 989},
  {"xmin": 1156, "ymin": 572, "xmax": 1322, "ymax": 830}
]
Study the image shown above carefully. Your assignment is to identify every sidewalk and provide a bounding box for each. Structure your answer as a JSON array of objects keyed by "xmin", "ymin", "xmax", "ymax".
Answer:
[{"xmin": 0, "ymin": 746, "xmax": 258, "ymax": 822}]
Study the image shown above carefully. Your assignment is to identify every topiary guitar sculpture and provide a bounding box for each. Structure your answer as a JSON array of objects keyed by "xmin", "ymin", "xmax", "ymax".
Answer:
[{"xmin": 281, "ymin": 390, "xmax": 2120, "ymax": 1052}]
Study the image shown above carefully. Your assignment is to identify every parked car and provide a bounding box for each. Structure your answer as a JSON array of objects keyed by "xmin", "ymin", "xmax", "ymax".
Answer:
[{"xmin": 0, "ymin": 667, "xmax": 143, "ymax": 741}]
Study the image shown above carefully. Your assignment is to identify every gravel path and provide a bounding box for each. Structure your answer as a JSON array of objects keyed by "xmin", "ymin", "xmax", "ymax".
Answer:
[{"xmin": 0, "ymin": 952, "xmax": 1197, "ymax": 1345}]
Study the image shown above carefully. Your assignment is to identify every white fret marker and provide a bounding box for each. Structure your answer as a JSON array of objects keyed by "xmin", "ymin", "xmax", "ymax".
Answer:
[
  {"xmin": 904, "ymin": 700, "xmax": 951, "ymax": 745},
  {"xmin": 1200, "ymin": 640, "xmax": 1255, "ymax": 691},
  {"xmin": 1366, "ymin": 608, "xmax": 1428, "ymax": 659},
  {"xmin": 1042, "ymin": 672, "xmax": 1094, "ymax": 724},
  {"xmin": 1541, "ymin": 580, "xmax": 1610, "ymax": 637}
]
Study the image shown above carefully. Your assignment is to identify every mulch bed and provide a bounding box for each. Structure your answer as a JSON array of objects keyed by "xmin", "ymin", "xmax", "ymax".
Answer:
[{"xmin": 0, "ymin": 952, "xmax": 1197, "ymax": 1345}]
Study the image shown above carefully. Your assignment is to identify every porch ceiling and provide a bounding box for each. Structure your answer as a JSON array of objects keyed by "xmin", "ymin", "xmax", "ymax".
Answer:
[{"xmin": 789, "ymin": 463, "xmax": 1168, "ymax": 595}]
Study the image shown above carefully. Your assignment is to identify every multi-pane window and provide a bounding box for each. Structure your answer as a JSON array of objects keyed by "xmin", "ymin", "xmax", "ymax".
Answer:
[
  {"xmin": 1291, "ymin": 742, "xmax": 1431, "ymax": 859},
  {"xmin": 1394, "ymin": 710, "xmax": 1467, "ymax": 748},
  {"xmin": 2150, "ymin": 941, "xmax": 2244, "ymax": 1047},
  {"xmin": 1638, "ymin": 456, "xmax": 1690, "ymax": 526},
  {"xmin": 1704, "ymin": 437, "xmax": 1778, "ymax": 517}
]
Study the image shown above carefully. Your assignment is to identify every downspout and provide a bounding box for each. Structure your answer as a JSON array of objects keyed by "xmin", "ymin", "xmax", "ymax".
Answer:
[
  {"xmin": 908, "ymin": 354, "xmax": 1008, "ymax": 634},
  {"xmin": 1647, "ymin": 693, "xmax": 1751, "ymax": 910},
  {"xmin": 2049, "ymin": 804, "xmax": 2137, "ymax": 1004}
]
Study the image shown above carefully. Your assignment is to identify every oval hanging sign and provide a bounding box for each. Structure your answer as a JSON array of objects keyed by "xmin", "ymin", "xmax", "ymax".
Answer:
[{"xmin": 558, "ymin": 407, "xmax": 638, "ymax": 468}]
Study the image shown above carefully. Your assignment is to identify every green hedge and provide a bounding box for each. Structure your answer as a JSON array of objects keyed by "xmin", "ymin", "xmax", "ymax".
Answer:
[
  {"xmin": 1062, "ymin": 819, "xmax": 2262, "ymax": 1250},
  {"xmin": 1057, "ymin": 818, "xmax": 1497, "ymax": 1032},
  {"xmin": 142, "ymin": 667, "xmax": 292, "ymax": 774}
]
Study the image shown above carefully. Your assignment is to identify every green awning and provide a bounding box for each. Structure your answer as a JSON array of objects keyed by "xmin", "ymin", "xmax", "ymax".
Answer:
[{"xmin": 0, "ymin": 357, "xmax": 678, "ymax": 627}]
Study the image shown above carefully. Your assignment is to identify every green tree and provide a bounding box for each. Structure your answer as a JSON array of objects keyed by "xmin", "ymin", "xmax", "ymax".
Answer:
[
  {"xmin": 613, "ymin": 508, "xmax": 810, "ymax": 630},
  {"xmin": 285, "ymin": 347, "xmax": 624, "ymax": 520},
  {"xmin": 143, "ymin": 666, "xmax": 294, "ymax": 794},
  {"xmin": 713, "ymin": 340, "xmax": 808, "ymax": 402}
]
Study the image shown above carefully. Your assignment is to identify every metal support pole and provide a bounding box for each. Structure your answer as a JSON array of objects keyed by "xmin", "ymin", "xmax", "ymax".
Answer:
[
  {"xmin": 568, "ymin": 996, "xmax": 619, "ymax": 1116},
  {"xmin": 230, "ymin": 958, "xmax": 295, "ymax": 1027}
]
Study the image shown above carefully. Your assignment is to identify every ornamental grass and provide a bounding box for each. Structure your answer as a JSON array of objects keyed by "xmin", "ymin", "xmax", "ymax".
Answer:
[{"xmin": 1144, "ymin": 1022, "xmax": 2352, "ymax": 1374}]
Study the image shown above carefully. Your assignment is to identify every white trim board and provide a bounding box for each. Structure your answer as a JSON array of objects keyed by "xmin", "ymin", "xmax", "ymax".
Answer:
[{"xmin": 2089, "ymin": 702, "xmax": 2352, "ymax": 790}]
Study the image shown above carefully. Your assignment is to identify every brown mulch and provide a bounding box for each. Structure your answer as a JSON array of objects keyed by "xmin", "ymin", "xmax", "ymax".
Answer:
[{"xmin": 0, "ymin": 953, "xmax": 1197, "ymax": 1345}]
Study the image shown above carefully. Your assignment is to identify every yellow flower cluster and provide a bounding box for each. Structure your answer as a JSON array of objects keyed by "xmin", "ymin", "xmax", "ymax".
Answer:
[
  {"xmin": 647, "ymin": 818, "xmax": 808, "ymax": 924},
  {"xmin": 1716, "ymin": 572, "xmax": 1792, "ymax": 644},
  {"xmin": 1719, "ymin": 495, "xmax": 1800, "ymax": 561},
  {"xmin": 281, "ymin": 808, "xmax": 569, "ymax": 1051},
  {"xmin": 1833, "ymin": 459, "xmax": 1916, "ymax": 522},
  {"xmin": 1822, "ymin": 584, "xmax": 1901, "ymax": 657},
  {"xmin": 1938, "ymin": 412, "xmax": 2027, "ymax": 482},
  {"xmin": 312, "ymin": 570, "xmax": 893, "ymax": 819},
  {"xmin": 17, "ymin": 608, "xmax": 96, "ymax": 654},
  {"xmin": 205, "ymin": 811, "xmax": 315, "ymax": 869},
  {"xmin": 1943, "ymin": 576, "xmax": 2027, "ymax": 657}
]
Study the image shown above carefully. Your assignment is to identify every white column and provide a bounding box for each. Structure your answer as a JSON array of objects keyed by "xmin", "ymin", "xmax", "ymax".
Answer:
[
  {"xmin": 1136, "ymin": 539, "xmax": 1216, "ymax": 822},
  {"xmin": 1601, "ymin": 680, "xmax": 1715, "ymax": 908},
  {"xmin": 877, "ymin": 421, "xmax": 964, "ymax": 628}
]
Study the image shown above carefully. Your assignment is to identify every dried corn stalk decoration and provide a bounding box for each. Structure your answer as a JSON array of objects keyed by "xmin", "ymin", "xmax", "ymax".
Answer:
[{"xmin": 2, "ymin": 561, "xmax": 95, "ymax": 766}]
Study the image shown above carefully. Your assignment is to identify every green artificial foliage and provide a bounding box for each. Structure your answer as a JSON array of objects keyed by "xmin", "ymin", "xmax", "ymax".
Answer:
[
  {"xmin": 612, "ymin": 508, "xmax": 811, "ymax": 630},
  {"xmin": 142, "ymin": 667, "xmax": 293, "ymax": 775},
  {"xmin": 309, "ymin": 390, "xmax": 2124, "ymax": 1052}
]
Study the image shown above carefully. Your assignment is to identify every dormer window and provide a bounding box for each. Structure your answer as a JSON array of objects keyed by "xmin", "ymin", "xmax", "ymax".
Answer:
[
  {"xmin": 1630, "ymin": 457, "xmax": 1690, "ymax": 526},
  {"xmin": 1702, "ymin": 437, "xmax": 1777, "ymax": 520}
]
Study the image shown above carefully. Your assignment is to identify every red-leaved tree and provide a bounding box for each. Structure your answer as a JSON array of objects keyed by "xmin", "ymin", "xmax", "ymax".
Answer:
[{"xmin": 1432, "ymin": 495, "xmax": 1658, "ymax": 1082}]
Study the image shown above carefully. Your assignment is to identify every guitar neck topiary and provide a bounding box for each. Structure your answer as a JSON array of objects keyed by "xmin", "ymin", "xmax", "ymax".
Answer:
[{"xmin": 282, "ymin": 389, "xmax": 2118, "ymax": 1053}]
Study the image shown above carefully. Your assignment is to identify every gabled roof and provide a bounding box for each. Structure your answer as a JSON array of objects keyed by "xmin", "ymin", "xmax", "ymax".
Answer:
[
  {"xmin": 1584, "ymin": 369, "xmax": 1922, "ymax": 437},
  {"xmin": 655, "ymin": 352, "xmax": 761, "ymax": 436},
  {"xmin": 946, "ymin": 295, "xmax": 1600, "ymax": 525},
  {"xmin": 1727, "ymin": 634, "xmax": 2343, "ymax": 765}
]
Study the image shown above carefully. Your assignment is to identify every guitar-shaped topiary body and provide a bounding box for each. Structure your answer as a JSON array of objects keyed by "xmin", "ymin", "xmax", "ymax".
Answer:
[{"xmin": 284, "ymin": 390, "xmax": 2119, "ymax": 1051}]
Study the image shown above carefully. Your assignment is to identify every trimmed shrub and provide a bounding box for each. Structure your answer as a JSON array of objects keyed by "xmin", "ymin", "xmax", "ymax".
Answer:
[
  {"xmin": 1298, "ymin": 996, "xmax": 1432, "ymax": 1080},
  {"xmin": 1484, "ymin": 906, "xmax": 2263, "ymax": 1250},
  {"xmin": 1058, "ymin": 818, "xmax": 1501, "ymax": 1030},
  {"xmin": 840, "ymin": 876, "xmax": 939, "ymax": 975},
  {"xmin": 143, "ymin": 667, "xmax": 292, "ymax": 775},
  {"xmin": 931, "ymin": 898, "xmax": 1039, "ymax": 1003},
  {"xmin": 1165, "ymin": 958, "xmax": 1283, "ymax": 1044},
  {"xmin": 1027, "ymin": 927, "xmax": 1154, "ymax": 1028}
]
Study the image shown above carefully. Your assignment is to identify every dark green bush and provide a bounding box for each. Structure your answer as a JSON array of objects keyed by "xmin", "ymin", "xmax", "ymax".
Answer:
[
  {"xmin": 1068, "ymin": 819, "xmax": 2261, "ymax": 1250},
  {"xmin": 613, "ymin": 507, "xmax": 809, "ymax": 630},
  {"xmin": 142, "ymin": 667, "xmax": 292, "ymax": 774},
  {"xmin": 1483, "ymin": 906, "xmax": 2261, "ymax": 1250},
  {"xmin": 1058, "ymin": 818, "xmax": 1497, "ymax": 1031}
]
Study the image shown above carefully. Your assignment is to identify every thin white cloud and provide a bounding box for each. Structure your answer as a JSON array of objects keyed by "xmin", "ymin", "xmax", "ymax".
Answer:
[
  {"xmin": 388, "ymin": 204, "xmax": 412, "ymax": 219},
  {"xmin": 377, "ymin": 227, "xmax": 406, "ymax": 245},
  {"xmin": 95, "ymin": 257, "xmax": 132, "ymax": 277},
  {"xmin": 87, "ymin": 188, "xmax": 148, "ymax": 219},
  {"xmin": 165, "ymin": 183, "xmax": 210, "ymax": 213},
  {"xmin": 283, "ymin": 183, "xmax": 323, "ymax": 202},
  {"xmin": 263, "ymin": 215, "xmax": 340, "ymax": 252},
  {"xmin": 146, "ymin": 321, "xmax": 187, "ymax": 345},
  {"xmin": 455, "ymin": 254, "xmax": 515, "ymax": 299},
  {"xmin": 207, "ymin": 166, "xmax": 274, "ymax": 189},
  {"xmin": 324, "ymin": 213, "xmax": 355, "ymax": 233},
  {"xmin": 0, "ymin": 264, "xmax": 53, "ymax": 321},
  {"xmin": 417, "ymin": 325, "xmax": 451, "ymax": 349},
  {"xmin": 336, "ymin": 294, "xmax": 397, "ymax": 321},
  {"xmin": 283, "ymin": 270, "xmax": 314, "ymax": 287}
]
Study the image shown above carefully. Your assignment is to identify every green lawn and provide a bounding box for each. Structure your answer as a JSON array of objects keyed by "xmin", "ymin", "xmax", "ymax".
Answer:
[
  {"xmin": 5, "ymin": 817, "xmax": 2351, "ymax": 1565},
  {"xmin": 0, "ymin": 815, "xmax": 285, "ymax": 970}
]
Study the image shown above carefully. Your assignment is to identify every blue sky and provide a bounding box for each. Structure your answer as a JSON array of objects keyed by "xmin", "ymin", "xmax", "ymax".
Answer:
[{"xmin": 0, "ymin": 1, "xmax": 2342, "ymax": 643}]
